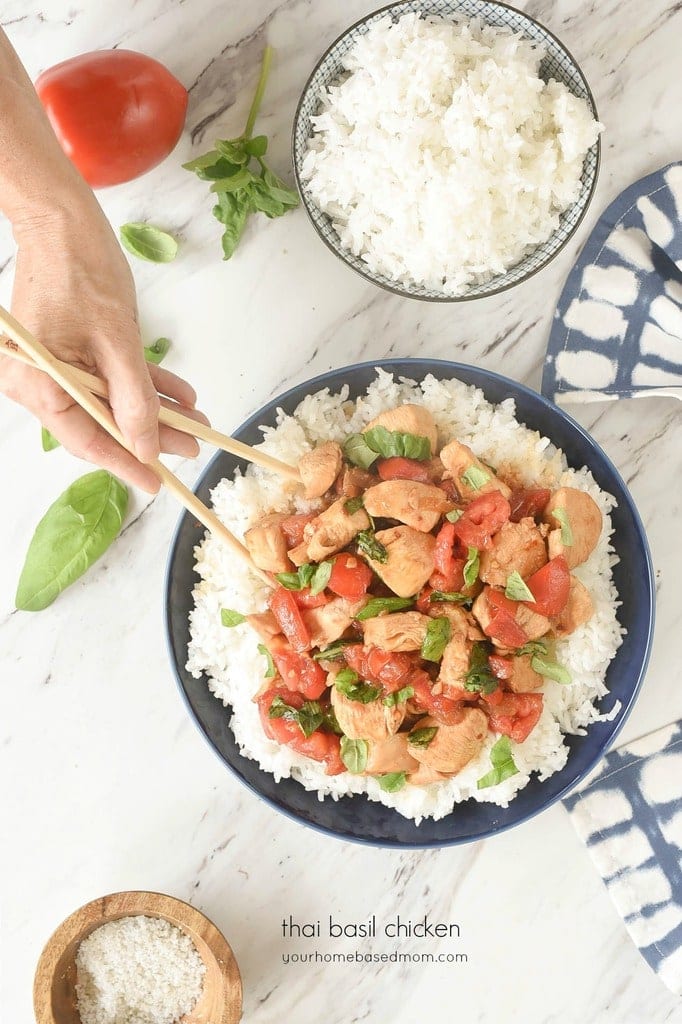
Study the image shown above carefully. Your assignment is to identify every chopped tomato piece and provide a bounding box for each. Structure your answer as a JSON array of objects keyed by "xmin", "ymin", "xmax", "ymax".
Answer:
[
  {"xmin": 484, "ymin": 691, "xmax": 544, "ymax": 743},
  {"xmin": 344, "ymin": 645, "xmax": 415, "ymax": 694},
  {"xmin": 509, "ymin": 488, "xmax": 551, "ymax": 523},
  {"xmin": 377, "ymin": 457, "xmax": 433, "ymax": 483},
  {"xmin": 524, "ymin": 555, "xmax": 571, "ymax": 617},
  {"xmin": 292, "ymin": 587, "xmax": 329, "ymax": 609},
  {"xmin": 409, "ymin": 670, "xmax": 466, "ymax": 726},
  {"xmin": 488, "ymin": 654, "xmax": 513, "ymax": 680},
  {"xmin": 453, "ymin": 491, "xmax": 511, "ymax": 549},
  {"xmin": 434, "ymin": 521, "xmax": 456, "ymax": 576},
  {"xmin": 269, "ymin": 642, "xmax": 327, "ymax": 699},
  {"xmin": 256, "ymin": 686, "xmax": 344, "ymax": 774},
  {"xmin": 269, "ymin": 586, "xmax": 311, "ymax": 652},
  {"xmin": 429, "ymin": 559, "xmax": 466, "ymax": 594},
  {"xmin": 484, "ymin": 589, "xmax": 529, "ymax": 648},
  {"xmin": 280, "ymin": 513, "xmax": 315, "ymax": 547},
  {"xmin": 416, "ymin": 586, "xmax": 433, "ymax": 614},
  {"xmin": 328, "ymin": 552, "xmax": 373, "ymax": 602}
]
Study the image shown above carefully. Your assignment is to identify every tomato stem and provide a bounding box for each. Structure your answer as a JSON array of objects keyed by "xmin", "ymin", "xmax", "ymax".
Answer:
[{"xmin": 244, "ymin": 44, "xmax": 273, "ymax": 139}]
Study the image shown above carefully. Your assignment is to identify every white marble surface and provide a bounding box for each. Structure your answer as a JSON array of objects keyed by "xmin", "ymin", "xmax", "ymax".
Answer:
[{"xmin": 1, "ymin": 1, "xmax": 681, "ymax": 1021}]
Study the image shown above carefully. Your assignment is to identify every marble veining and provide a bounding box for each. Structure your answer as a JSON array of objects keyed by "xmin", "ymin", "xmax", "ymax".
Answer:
[{"xmin": 1, "ymin": 1, "xmax": 681, "ymax": 1021}]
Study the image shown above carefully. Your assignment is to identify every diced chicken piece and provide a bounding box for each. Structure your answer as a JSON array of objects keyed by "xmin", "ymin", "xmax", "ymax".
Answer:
[
  {"xmin": 365, "ymin": 525, "xmax": 436, "ymax": 598},
  {"xmin": 479, "ymin": 518, "xmax": 548, "ymax": 588},
  {"xmin": 299, "ymin": 441, "xmax": 343, "ymax": 499},
  {"xmin": 302, "ymin": 598, "xmax": 355, "ymax": 649},
  {"xmin": 438, "ymin": 631, "xmax": 472, "ymax": 695},
  {"xmin": 439, "ymin": 439, "xmax": 512, "ymax": 503},
  {"xmin": 553, "ymin": 576, "xmax": 595, "ymax": 637},
  {"xmin": 427, "ymin": 603, "xmax": 484, "ymax": 640},
  {"xmin": 471, "ymin": 589, "xmax": 551, "ymax": 646},
  {"xmin": 331, "ymin": 683, "xmax": 405, "ymax": 741},
  {"xmin": 543, "ymin": 488, "xmax": 602, "ymax": 568},
  {"xmin": 364, "ymin": 734, "xmax": 419, "ymax": 775},
  {"xmin": 336, "ymin": 465, "xmax": 377, "ymax": 498},
  {"xmin": 507, "ymin": 654, "xmax": 543, "ymax": 693},
  {"xmin": 407, "ymin": 763, "xmax": 450, "ymax": 786},
  {"xmin": 246, "ymin": 610, "xmax": 281, "ymax": 643},
  {"xmin": 362, "ymin": 611, "xmax": 431, "ymax": 652},
  {"xmin": 244, "ymin": 513, "xmax": 291, "ymax": 573},
  {"xmin": 294, "ymin": 498, "xmax": 370, "ymax": 564},
  {"xmin": 408, "ymin": 709, "xmax": 488, "ymax": 774},
  {"xmin": 363, "ymin": 480, "xmax": 449, "ymax": 533},
  {"xmin": 363, "ymin": 404, "xmax": 439, "ymax": 456}
]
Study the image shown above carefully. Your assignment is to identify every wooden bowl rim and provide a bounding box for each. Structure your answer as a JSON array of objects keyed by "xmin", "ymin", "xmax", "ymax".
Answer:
[{"xmin": 33, "ymin": 889, "xmax": 242, "ymax": 1024}]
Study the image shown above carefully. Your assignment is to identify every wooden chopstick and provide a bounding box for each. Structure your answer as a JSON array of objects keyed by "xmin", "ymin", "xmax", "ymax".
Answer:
[
  {"xmin": 0, "ymin": 339, "xmax": 301, "ymax": 484},
  {"xmin": 0, "ymin": 307, "xmax": 273, "ymax": 586}
]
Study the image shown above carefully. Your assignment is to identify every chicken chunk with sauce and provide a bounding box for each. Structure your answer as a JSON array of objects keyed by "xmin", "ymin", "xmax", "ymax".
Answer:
[
  {"xmin": 438, "ymin": 630, "xmax": 472, "ymax": 695},
  {"xmin": 408, "ymin": 709, "xmax": 488, "ymax": 774},
  {"xmin": 363, "ymin": 480, "xmax": 450, "ymax": 533},
  {"xmin": 299, "ymin": 441, "xmax": 343, "ymax": 499},
  {"xmin": 543, "ymin": 487, "xmax": 602, "ymax": 569},
  {"xmin": 472, "ymin": 588, "xmax": 551, "ymax": 645},
  {"xmin": 364, "ymin": 733, "xmax": 419, "ymax": 775},
  {"xmin": 302, "ymin": 597, "xmax": 359, "ymax": 649},
  {"xmin": 331, "ymin": 682, "xmax": 405, "ymax": 741},
  {"xmin": 506, "ymin": 654, "xmax": 543, "ymax": 693},
  {"xmin": 479, "ymin": 518, "xmax": 547, "ymax": 588},
  {"xmin": 365, "ymin": 525, "xmax": 436, "ymax": 598},
  {"xmin": 439, "ymin": 439, "xmax": 512, "ymax": 503},
  {"xmin": 291, "ymin": 498, "xmax": 370, "ymax": 565},
  {"xmin": 244, "ymin": 513, "xmax": 291, "ymax": 573},
  {"xmin": 363, "ymin": 404, "xmax": 439, "ymax": 456},
  {"xmin": 362, "ymin": 611, "xmax": 431, "ymax": 652},
  {"xmin": 553, "ymin": 576, "xmax": 594, "ymax": 637}
]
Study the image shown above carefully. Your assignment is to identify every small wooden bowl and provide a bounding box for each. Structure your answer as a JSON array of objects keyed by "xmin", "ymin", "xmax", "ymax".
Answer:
[{"xmin": 33, "ymin": 891, "xmax": 242, "ymax": 1024}]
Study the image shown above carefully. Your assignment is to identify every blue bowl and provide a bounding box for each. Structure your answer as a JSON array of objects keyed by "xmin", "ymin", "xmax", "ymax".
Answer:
[{"xmin": 165, "ymin": 360, "xmax": 654, "ymax": 848}]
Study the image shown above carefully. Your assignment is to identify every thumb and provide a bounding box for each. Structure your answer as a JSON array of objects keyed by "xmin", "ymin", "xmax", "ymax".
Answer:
[{"xmin": 99, "ymin": 339, "xmax": 161, "ymax": 464}]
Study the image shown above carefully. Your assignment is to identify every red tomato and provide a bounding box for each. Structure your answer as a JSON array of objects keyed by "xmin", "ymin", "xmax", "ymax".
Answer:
[
  {"xmin": 344, "ymin": 645, "xmax": 415, "ymax": 694},
  {"xmin": 269, "ymin": 642, "xmax": 326, "ymax": 700},
  {"xmin": 409, "ymin": 670, "xmax": 465, "ymax": 726},
  {"xmin": 484, "ymin": 590, "xmax": 529, "ymax": 648},
  {"xmin": 524, "ymin": 555, "xmax": 571, "ymax": 617},
  {"xmin": 256, "ymin": 687, "xmax": 344, "ymax": 774},
  {"xmin": 328, "ymin": 553, "xmax": 373, "ymax": 601},
  {"xmin": 484, "ymin": 692, "xmax": 544, "ymax": 742},
  {"xmin": 453, "ymin": 491, "xmax": 511, "ymax": 549},
  {"xmin": 488, "ymin": 654, "xmax": 514, "ymax": 680},
  {"xmin": 429, "ymin": 559, "xmax": 465, "ymax": 594},
  {"xmin": 269, "ymin": 587, "xmax": 311, "ymax": 653},
  {"xmin": 377, "ymin": 457, "xmax": 432, "ymax": 483},
  {"xmin": 292, "ymin": 588, "xmax": 329, "ymax": 609},
  {"xmin": 416, "ymin": 586, "xmax": 433, "ymax": 613},
  {"xmin": 281, "ymin": 514, "xmax": 315, "ymax": 547},
  {"xmin": 509, "ymin": 488, "xmax": 552, "ymax": 523},
  {"xmin": 35, "ymin": 50, "xmax": 187, "ymax": 188}
]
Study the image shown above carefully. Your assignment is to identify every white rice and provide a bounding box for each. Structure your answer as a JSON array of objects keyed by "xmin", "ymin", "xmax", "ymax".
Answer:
[
  {"xmin": 301, "ymin": 14, "xmax": 603, "ymax": 295},
  {"xmin": 187, "ymin": 371, "xmax": 624, "ymax": 824}
]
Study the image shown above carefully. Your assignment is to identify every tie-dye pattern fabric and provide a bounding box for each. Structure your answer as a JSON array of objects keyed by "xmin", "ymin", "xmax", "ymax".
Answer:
[
  {"xmin": 543, "ymin": 163, "xmax": 682, "ymax": 404},
  {"xmin": 564, "ymin": 720, "xmax": 682, "ymax": 993}
]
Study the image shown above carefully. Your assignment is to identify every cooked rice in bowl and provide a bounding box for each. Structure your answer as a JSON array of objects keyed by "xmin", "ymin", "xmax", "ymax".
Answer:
[{"xmin": 186, "ymin": 371, "xmax": 623, "ymax": 824}]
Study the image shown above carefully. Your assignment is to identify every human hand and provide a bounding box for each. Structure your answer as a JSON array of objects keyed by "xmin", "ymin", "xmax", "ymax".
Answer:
[{"xmin": 0, "ymin": 192, "xmax": 205, "ymax": 493}]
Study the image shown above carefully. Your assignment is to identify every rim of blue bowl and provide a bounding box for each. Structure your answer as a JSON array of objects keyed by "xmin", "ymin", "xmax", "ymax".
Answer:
[
  {"xmin": 164, "ymin": 359, "xmax": 655, "ymax": 848},
  {"xmin": 291, "ymin": 0, "xmax": 602, "ymax": 303}
]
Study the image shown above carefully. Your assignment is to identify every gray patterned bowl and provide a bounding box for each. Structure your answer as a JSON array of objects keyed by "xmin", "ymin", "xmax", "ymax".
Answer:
[{"xmin": 292, "ymin": 0, "xmax": 601, "ymax": 302}]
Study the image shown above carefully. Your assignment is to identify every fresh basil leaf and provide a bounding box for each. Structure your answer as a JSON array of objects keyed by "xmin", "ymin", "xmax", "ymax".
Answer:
[
  {"xmin": 209, "ymin": 168, "xmax": 256, "ymax": 193},
  {"xmin": 430, "ymin": 590, "xmax": 470, "ymax": 605},
  {"xmin": 505, "ymin": 570, "xmax": 534, "ymax": 602},
  {"xmin": 144, "ymin": 337, "xmax": 171, "ymax": 365},
  {"xmin": 408, "ymin": 726, "xmax": 438, "ymax": 748},
  {"xmin": 312, "ymin": 640, "xmax": 353, "ymax": 661},
  {"xmin": 463, "ymin": 642, "xmax": 498, "ymax": 695},
  {"xmin": 477, "ymin": 736, "xmax": 519, "ymax": 789},
  {"xmin": 296, "ymin": 701, "xmax": 325, "ymax": 738},
  {"xmin": 41, "ymin": 427, "xmax": 60, "ymax": 452},
  {"xmin": 268, "ymin": 694, "xmax": 296, "ymax": 720},
  {"xmin": 340, "ymin": 736, "xmax": 368, "ymax": 773},
  {"xmin": 518, "ymin": 640, "xmax": 549, "ymax": 658},
  {"xmin": 378, "ymin": 771, "xmax": 407, "ymax": 793},
  {"xmin": 257, "ymin": 643, "xmax": 276, "ymax": 678},
  {"xmin": 461, "ymin": 465, "xmax": 490, "ymax": 491},
  {"xmin": 551, "ymin": 507, "xmax": 574, "ymax": 546},
  {"xmin": 310, "ymin": 560, "xmax": 332, "ymax": 596},
  {"xmin": 275, "ymin": 563, "xmax": 315, "ymax": 591},
  {"xmin": 356, "ymin": 596, "xmax": 414, "ymax": 621},
  {"xmin": 531, "ymin": 655, "xmax": 571, "ymax": 685},
  {"xmin": 182, "ymin": 150, "xmax": 222, "ymax": 173},
  {"xmin": 215, "ymin": 139, "xmax": 249, "ymax": 164},
  {"xmin": 324, "ymin": 706, "xmax": 343, "ymax": 734},
  {"xmin": 244, "ymin": 134, "xmax": 268, "ymax": 157},
  {"xmin": 335, "ymin": 668, "xmax": 381, "ymax": 704},
  {"xmin": 212, "ymin": 190, "xmax": 252, "ymax": 260},
  {"xmin": 383, "ymin": 685, "xmax": 414, "ymax": 707},
  {"xmin": 356, "ymin": 530, "xmax": 388, "ymax": 564},
  {"xmin": 446, "ymin": 509, "xmax": 463, "ymax": 522},
  {"xmin": 261, "ymin": 165, "xmax": 299, "ymax": 207},
  {"xmin": 421, "ymin": 617, "xmax": 451, "ymax": 662},
  {"xmin": 15, "ymin": 471, "xmax": 128, "ymax": 612},
  {"xmin": 120, "ymin": 223, "xmax": 178, "ymax": 263},
  {"xmin": 344, "ymin": 496, "xmax": 364, "ymax": 515},
  {"xmin": 363, "ymin": 425, "xmax": 431, "ymax": 461},
  {"xmin": 249, "ymin": 177, "xmax": 286, "ymax": 218},
  {"xmin": 221, "ymin": 608, "xmax": 246, "ymax": 627},
  {"xmin": 463, "ymin": 546, "xmax": 480, "ymax": 588},
  {"xmin": 343, "ymin": 433, "xmax": 379, "ymax": 469}
]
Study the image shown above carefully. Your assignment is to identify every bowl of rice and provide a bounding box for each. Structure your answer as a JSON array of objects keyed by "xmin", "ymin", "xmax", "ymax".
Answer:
[
  {"xmin": 292, "ymin": 1, "xmax": 602, "ymax": 300},
  {"xmin": 165, "ymin": 360, "xmax": 654, "ymax": 848}
]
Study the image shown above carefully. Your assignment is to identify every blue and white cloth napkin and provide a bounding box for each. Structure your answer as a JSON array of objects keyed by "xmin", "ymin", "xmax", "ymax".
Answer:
[
  {"xmin": 542, "ymin": 162, "xmax": 682, "ymax": 404},
  {"xmin": 563, "ymin": 720, "xmax": 682, "ymax": 993}
]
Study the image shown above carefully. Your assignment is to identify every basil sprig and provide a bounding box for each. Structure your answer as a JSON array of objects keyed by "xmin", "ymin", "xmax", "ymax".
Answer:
[
  {"xmin": 312, "ymin": 640, "xmax": 354, "ymax": 661},
  {"xmin": 335, "ymin": 668, "xmax": 381, "ymax": 704},
  {"xmin": 221, "ymin": 608, "xmax": 246, "ymax": 627},
  {"xmin": 15, "ymin": 471, "xmax": 128, "ymax": 612},
  {"xmin": 517, "ymin": 640, "xmax": 549, "ymax": 658},
  {"xmin": 275, "ymin": 561, "xmax": 331, "ymax": 594},
  {"xmin": 421, "ymin": 617, "xmax": 451, "ymax": 662},
  {"xmin": 531, "ymin": 655, "xmax": 571, "ymax": 684},
  {"xmin": 551, "ymin": 507, "xmax": 574, "ymax": 546},
  {"xmin": 461, "ymin": 465, "xmax": 490, "ymax": 490},
  {"xmin": 505, "ymin": 570, "xmax": 534, "ymax": 602},
  {"xmin": 430, "ymin": 590, "xmax": 471, "ymax": 605},
  {"xmin": 408, "ymin": 726, "xmax": 438, "ymax": 748},
  {"xmin": 344, "ymin": 496, "xmax": 365, "ymax": 515},
  {"xmin": 356, "ymin": 596, "xmax": 414, "ymax": 620},
  {"xmin": 356, "ymin": 530, "xmax": 388, "ymax": 564},
  {"xmin": 343, "ymin": 426, "xmax": 431, "ymax": 467},
  {"xmin": 257, "ymin": 643, "xmax": 276, "ymax": 678},
  {"xmin": 184, "ymin": 46, "xmax": 298, "ymax": 260},
  {"xmin": 343, "ymin": 434, "xmax": 379, "ymax": 470},
  {"xmin": 378, "ymin": 771, "xmax": 407, "ymax": 793},
  {"xmin": 120, "ymin": 223, "xmax": 179, "ymax": 263},
  {"xmin": 268, "ymin": 695, "xmax": 325, "ymax": 738},
  {"xmin": 340, "ymin": 737, "xmax": 368, "ymax": 773},
  {"xmin": 463, "ymin": 546, "xmax": 480, "ymax": 588},
  {"xmin": 463, "ymin": 642, "xmax": 498, "ymax": 695},
  {"xmin": 477, "ymin": 736, "xmax": 519, "ymax": 789}
]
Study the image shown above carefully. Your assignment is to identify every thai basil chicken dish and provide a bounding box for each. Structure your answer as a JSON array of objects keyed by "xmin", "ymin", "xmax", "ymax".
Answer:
[{"xmin": 188, "ymin": 374, "xmax": 623, "ymax": 822}]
